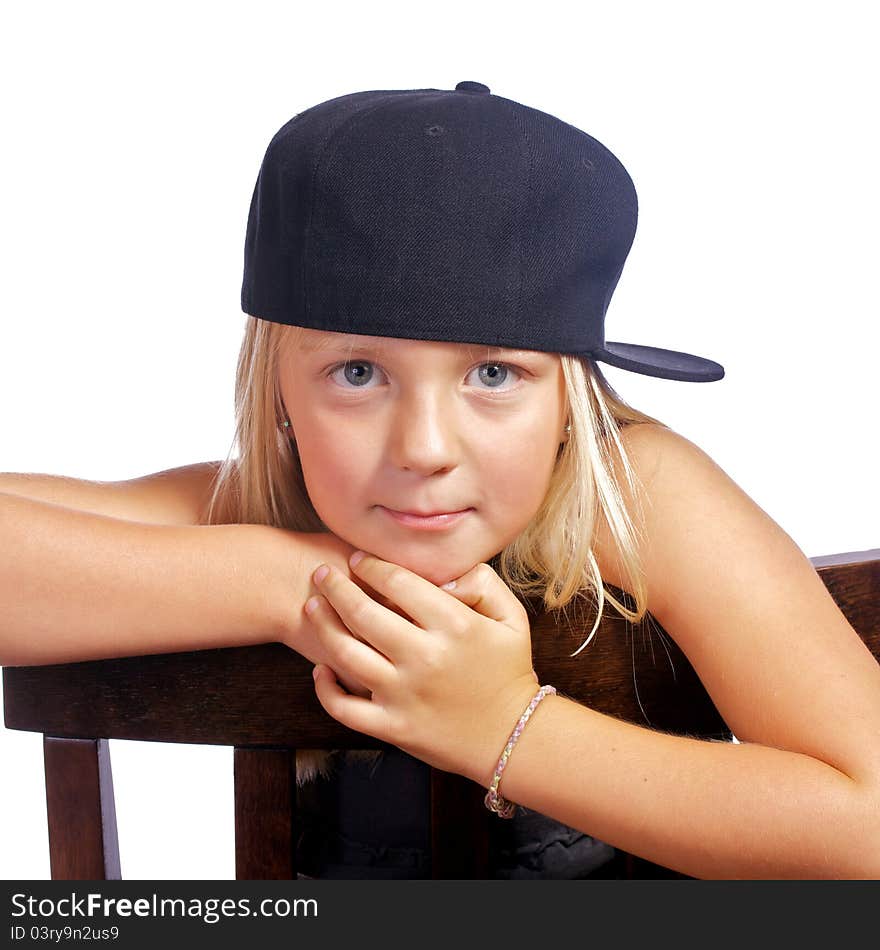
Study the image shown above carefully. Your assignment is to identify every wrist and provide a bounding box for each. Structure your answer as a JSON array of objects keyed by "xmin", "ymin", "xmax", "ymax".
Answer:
[
  {"xmin": 483, "ymin": 684, "xmax": 557, "ymax": 818},
  {"xmin": 262, "ymin": 528, "xmax": 355, "ymax": 644},
  {"xmin": 469, "ymin": 675, "xmax": 542, "ymax": 789}
]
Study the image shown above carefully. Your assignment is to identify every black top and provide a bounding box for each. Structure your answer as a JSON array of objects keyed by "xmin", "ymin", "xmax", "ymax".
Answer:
[{"xmin": 295, "ymin": 748, "xmax": 616, "ymax": 879}]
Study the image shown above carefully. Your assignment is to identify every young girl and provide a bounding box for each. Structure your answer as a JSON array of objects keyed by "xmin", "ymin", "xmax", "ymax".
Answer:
[
  {"xmin": 222, "ymin": 80, "xmax": 880, "ymax": 879},
  {"xmin": 5, "ymin": 80, "xmax": 880, "ymax": 880}
]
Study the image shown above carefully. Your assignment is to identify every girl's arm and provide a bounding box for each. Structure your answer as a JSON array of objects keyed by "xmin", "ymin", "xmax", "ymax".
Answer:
[
  {"xmin": 0, "ymin": 491, "xmax": 360, "ymax": 674},
  {"xmin": 306, "ymin": 424, "xmax": 880, "ymax": 879},
  {"xmin": 0, "ymin": 463, "xmax": 222, "ymax": 526},
  {"xmin": 493, "ymin": 427, "xmax": 880, "ymax": 878}
]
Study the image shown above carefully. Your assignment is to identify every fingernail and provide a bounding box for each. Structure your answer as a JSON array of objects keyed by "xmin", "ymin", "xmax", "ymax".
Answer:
[
  {"xmin": 313, "ymin": 564, "xmax": 330, "ymax": 584},
  {"xmin": 349, "ymin": 550, "xmax": 366, "ymax": 568},
  {"xmin": 305, "ymin": 596, "xmax": 320, "ymax": 614},
  {"xmin": 441, "ymin": 580, "xmax": 457, "ymax": 590}
]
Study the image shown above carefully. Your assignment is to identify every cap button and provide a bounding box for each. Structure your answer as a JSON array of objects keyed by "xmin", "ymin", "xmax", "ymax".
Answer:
[{"xmin": 455, "ymin": 81, "xmax": 490, "ymax": 95}]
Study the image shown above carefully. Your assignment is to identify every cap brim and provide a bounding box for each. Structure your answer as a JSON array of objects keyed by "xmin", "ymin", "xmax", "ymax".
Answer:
[{"xmin": 593, "ymin": 341, "xmax": 725, "ymax": 382}]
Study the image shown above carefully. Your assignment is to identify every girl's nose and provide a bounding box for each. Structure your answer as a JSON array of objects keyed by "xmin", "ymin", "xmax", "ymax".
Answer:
[{"xmin": 387, "ymin": 400, "xmax": 462, "ymax": 474}]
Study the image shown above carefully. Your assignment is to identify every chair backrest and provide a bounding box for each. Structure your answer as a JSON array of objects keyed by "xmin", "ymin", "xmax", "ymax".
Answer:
[{"xmin": 4, "ymin": 548, "xmax": 878, "ymax": 879}]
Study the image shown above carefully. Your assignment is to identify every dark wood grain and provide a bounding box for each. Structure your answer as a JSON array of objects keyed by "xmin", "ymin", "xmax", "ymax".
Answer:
[
  {"xmin": 813, "ymin": 549, "xmax": 880, "ymax": 653},
  {"xmin": 233, "ymin": 747, "xmax": 297, "ymax": 879},
  {"xmin": 43, "ymin": 736, "xmax": 121, "ymax": 879}
]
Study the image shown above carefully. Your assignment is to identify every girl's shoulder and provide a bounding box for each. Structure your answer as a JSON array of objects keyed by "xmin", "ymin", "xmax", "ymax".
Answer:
[
  {"xmin": 592, "ymin": 423, "xmax": 739, "ymax": 604},
  {"xmin": 107, "ymin": 459, "xmax": 225, "ymax": 526},
  {"xmin": 593, "ymin": 419, "xmax": 819, "ymax": 645}
]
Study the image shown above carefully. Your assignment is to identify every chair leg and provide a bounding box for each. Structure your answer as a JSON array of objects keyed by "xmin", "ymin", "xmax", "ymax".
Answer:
[
  {"xmin": 233, "ymin": 747, "xmax": 297, "ymax": 879},
  {"xmin": 43, "ymin": 736, "xmax": 121, "ymax": 880},
  {"xmin": 430, "ymin": 769, "xmax": 490, "ymax": 878}
]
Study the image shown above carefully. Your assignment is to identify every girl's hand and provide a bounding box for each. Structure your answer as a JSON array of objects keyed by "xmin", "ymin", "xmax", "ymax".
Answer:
[{"xmin": 305, "ymin": 551, "xmax": 540, "ymax": 787}]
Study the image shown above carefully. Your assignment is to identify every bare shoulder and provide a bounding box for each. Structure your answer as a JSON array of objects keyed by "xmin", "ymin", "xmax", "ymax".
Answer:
[
  {"xmin": 117, "ymin": 460, "xmax": 226, "ymax": 526},
  {"xmin": 594, "ymin": 421, "xmax": 785, "ymax": 615}
]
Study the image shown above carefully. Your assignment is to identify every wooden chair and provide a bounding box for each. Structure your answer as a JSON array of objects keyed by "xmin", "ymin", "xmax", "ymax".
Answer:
[{"xmin": 3, "ymin": 548, "xmax": 878, "ymax": 880}]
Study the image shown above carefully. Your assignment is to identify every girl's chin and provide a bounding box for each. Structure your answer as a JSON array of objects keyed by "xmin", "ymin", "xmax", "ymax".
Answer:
[
  {"xmin": 354, "ymin": 544, "xmax": 486, "ymax": 587},
  {"xmin": 382, "ymin": 555, "xmax": 472, "ymax": 587}
]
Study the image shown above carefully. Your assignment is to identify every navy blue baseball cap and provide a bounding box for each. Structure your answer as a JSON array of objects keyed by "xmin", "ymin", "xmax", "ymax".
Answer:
[{"xmin": 241, "ymin": 80, "xmax": 724, "ymax": 383}]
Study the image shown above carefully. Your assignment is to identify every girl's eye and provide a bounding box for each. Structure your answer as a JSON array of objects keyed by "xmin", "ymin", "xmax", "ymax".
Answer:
[
  {"xmin": 329, "ymin": 360, "xmax": 379, "ymax": 389},
  {"xmin": 326, "ymin": 360, "xmax": 523, "ymax": 392},
  {"xmin": 468, "ymin": 362, "xmax": 522, "ymax": 390}
]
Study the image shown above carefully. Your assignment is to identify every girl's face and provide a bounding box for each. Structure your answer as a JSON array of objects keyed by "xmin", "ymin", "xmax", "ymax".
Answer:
[{"xmin": 278, "ymin": 327, "xmax": 569, "ymax": 586}]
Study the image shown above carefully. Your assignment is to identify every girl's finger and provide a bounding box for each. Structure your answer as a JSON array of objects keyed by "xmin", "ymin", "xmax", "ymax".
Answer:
[
  {"xmin": 314, "ymin": 562, "xmax": 429, "ymax": 660},
  {"xmin": 345, "ymin": 552, "xmax": 482, "ymax": 632},
  {"xmin": 312, "ymin": 664, "xmax": 396, "ymax": 743},
  {"xmin": 306, "ymin": 595, "xmax": 395, "ymax": 691},
  {"xmin": 435, "ymin": 562, "xmax": 530, "ymax": 630}
]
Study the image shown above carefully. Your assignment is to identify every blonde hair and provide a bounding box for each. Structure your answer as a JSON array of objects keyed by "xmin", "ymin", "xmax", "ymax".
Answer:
[{"xmin": 206, "ymin": 317, "xmax": 668, "ymax": 649}]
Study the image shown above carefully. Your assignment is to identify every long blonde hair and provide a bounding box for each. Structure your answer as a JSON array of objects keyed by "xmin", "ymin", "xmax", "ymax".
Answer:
[{"xmin": 205, "ymin": 316, "xmax": 668, "ymax": 651}]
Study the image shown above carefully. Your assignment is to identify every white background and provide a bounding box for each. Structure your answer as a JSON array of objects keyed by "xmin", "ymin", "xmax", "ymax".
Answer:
[{"xmin": 1, "ymin": 1, "xmax": 877, "ymax": 880}]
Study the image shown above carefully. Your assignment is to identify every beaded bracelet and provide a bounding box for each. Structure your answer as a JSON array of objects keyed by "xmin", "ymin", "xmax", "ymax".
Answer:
[{"xmin": 484, "ymin": 684, "xmax": 557, "ymax": 818}]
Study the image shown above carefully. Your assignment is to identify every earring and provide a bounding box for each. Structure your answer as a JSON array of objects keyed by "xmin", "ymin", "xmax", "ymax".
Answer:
[
  {"xmin": 564, "ymin": 423, "xmax": 571, "ymax": 434},
  {"xmin": 280, "ymin": 419, "xmax": 291, "ymax": 430}
]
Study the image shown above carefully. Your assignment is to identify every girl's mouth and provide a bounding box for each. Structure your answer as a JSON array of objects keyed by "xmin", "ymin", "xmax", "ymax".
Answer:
[{"xmin": 378, "ymin": 506, "xmax": 473, "ymax": 531}]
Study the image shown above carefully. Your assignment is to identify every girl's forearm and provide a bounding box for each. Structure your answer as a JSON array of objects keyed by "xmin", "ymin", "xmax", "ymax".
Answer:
[
  {"xmin": 488, "ymin": 694, "xmax": 880, "ymax": 879},
  {"xmin": 0, "ymin": 492, "xmax": 283, "ymax": 667}
]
